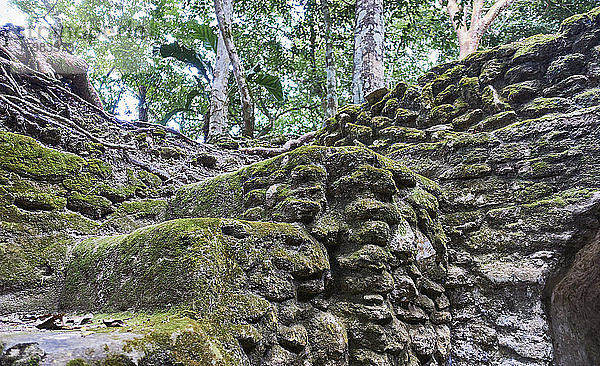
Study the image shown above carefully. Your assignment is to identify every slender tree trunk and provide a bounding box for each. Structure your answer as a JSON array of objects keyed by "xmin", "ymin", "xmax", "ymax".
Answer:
[
  {"xmin": 447, "ymin": 0, "xmax": 515, "ymax": 59},
  {"xmin": 322, "ymin": 0, "xmax": 338, "ymax": 119},
  {"xmin": 458, "ymin": 36, "xmax": 481, "ymax": 59},
  {"xmin": 41, "ymin": 0, "xmax": 64, "ymax": 50},
  {"xmin": 352, "ymin": 0, "xmax": 384, "ymax": 104},
  {"xmin": 307, "ymin": 4, "xmax": 325, "ymax": 112},
  {"xmin": 138, "ymin": 85, "xmax": 148, "ymax": 122},
  {"xmin": 214, "ymin": 0, "xmax": 255, "ymax": 138},
  {"xmin": 207, "ymin": 14, "xmax": 231, "ymax": 141}
]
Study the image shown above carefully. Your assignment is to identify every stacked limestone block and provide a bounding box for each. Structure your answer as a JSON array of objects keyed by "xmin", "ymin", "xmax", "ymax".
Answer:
[
  {"xmin": 315, "ymin": 7, "xmax": 600, "ymax": 366},
  {"xmin": 170, "ymin": 146, "xmax": 450, "ymax": 365}
]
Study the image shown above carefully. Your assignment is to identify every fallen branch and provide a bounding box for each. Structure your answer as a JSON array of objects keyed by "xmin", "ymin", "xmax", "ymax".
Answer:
[{"xmin": 241, "ymin": 131, "xmax": 317, "ymax": 157}]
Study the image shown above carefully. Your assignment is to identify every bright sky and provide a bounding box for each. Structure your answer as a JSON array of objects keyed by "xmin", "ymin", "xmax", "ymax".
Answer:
[{"xmin": 0, "ymin": 0, "xmax": 28, "ymax": 26}]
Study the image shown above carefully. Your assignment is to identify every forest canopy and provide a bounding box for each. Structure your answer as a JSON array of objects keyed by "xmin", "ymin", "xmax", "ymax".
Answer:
[{"xmin": 10, "ymin": 0, "xmax": 598, "ymax": 140}]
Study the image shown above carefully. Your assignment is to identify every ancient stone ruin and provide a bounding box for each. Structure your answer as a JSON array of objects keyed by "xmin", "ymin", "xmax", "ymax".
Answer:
[{"xmin": 1, "ymin": 6, "xmax": 600, "ymax": 366}]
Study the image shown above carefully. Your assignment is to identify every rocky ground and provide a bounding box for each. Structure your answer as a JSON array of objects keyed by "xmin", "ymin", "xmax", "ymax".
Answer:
[{"xmin": 1, "ymin": 6, "xmax": 600, "ymax": 366}]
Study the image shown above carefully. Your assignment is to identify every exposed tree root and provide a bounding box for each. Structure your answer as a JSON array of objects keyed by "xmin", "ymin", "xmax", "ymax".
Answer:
[
  {"xmin": 124, "ymin": 152, "xmax": 171, "ymax": 181},
  {"xmin": 132, "ymin": 121, "xmax": 200, "ymax": 146},
  {"xmin": 0, "ymin": 64, "xmax": 24, "ymax": 97},
  {"xmin": 0, "ymin": 94, "xmax": 134, "ymax": 150},
  {"xmin": 241, "ymin": 131, "xmax": 317, "ymax": 157}
]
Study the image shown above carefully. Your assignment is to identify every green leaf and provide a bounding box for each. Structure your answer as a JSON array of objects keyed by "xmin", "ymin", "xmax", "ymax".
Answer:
[
  {"xmin": 185, "ymin": 90, "xmax": 203, "ymax": 109},
  {"xmin": 159, "ymin": 108, "xmax": 193, "ymax": 125},
  {"xmin": 158, "ymin": 42, "xmax": 212, "ymax": 83},
  {"xmin": 192, "ymin": 24, "xmax": 218, "ymax": 53},
  {"xmin": 251, "ymin": 72, "xmax": 284, "ymax": 102}
]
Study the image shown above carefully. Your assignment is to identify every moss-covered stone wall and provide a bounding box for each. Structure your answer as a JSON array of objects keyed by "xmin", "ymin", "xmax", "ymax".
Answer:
[
  {"xmin": 0, "ymin": 131, "xmax": 167, "ymax": 313},
  {"xmin": 167, "ymin": 145, "xmax": 450, "ymax": 364},
  {"xmin": 4, "ymin": 6, "xmax": 600, "ymax": 366},
  {"xmin": 315, "ymin": 7, "xmax": 600, "ymax": 366},
  {"xmin": 317, "ymin": 7, "xmax": 600, "ymax": 156}
]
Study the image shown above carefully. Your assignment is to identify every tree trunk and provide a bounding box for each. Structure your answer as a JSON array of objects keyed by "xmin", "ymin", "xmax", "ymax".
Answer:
[
  {"xmin": 456, "ymin": 29, "xmax": 482, "ymax": 60},
  {"xmin": 207, "ymin": 11, "xmax": 231, "ymax": 142},
  {"xmin": 352, "ymin": 0, "xmax": 384, "ymax": 104},
  {"xmin": 138, "ymin": 85, "xmax": 148, "ymax": 122},
  {"xmin": 41, "ymin": 0, "xmax": 64, "ymax": 50},
  {"xmin": 448, "ymin": 0, "xmax": 515, "ymax": 59},
  {"xmin": 214, "ymin": 0, "xmax": 255, "ymax": 138},
  {"xmin": 307, "ymin": 4, "xmax": 325, "ymax": 112},
  {"xmin": 322, "ymin": 0, "xmax": 338, "ymax": 120}
]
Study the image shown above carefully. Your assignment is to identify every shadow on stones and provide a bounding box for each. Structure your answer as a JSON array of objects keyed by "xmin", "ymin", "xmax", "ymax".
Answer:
[{"xmin": 543, "ymin": 198, "xmax": 600, "ymax": 366}]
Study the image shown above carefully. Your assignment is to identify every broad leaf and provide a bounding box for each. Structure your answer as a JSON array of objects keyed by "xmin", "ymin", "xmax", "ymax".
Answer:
[
  {"xmin": 159, "ymin": 107, "xmax": 193, "ymax": 125},
  {"xmin": 251, "ymin": 72, "xmax": 284, "ymax": 102},
  {"xmin": 158, "ymin": 42, "xmax": 212, "ymax": 83},
  {"xmin": 159, "ymin": 89, "xmax": 208, "ymax": 125},
  {"xmin": 192, "ymin": 24, "xmax": 218, "ymax": 53}
]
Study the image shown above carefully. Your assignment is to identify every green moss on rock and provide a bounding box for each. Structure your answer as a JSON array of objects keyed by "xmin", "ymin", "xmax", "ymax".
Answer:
[
  {"xmin": 574, "ymin": 88, "xmax": 600, "ymax": 107},
  {"xmin": 479, "ymin": 59, "xmax": 506, "ymax": 84},
  {"xmin": 378, "ymin": 126, "xmax": 427, "ymax": 143},
  {"xmin": 67, "ymin": 192, "xmax": 114, "ymax": 219},
  {"xmin": 344, "ymin": 198, "xmax": 401, "ymax": 225},
  {"xmin": 332, "ymin": 164, "xmax": 397, "ymax": 198},
  {"xmin": 214, "ymin": 137, "xmax": 240, "ymax": 150},
  {"xmin": 0, "ymin": 131, "xmax": 85, "ymax": 181},
  {"xmin": 440, "ymin": 163, "xmax": 492, "ymax": 180},
  {"xmin": 12, "ymin": 190, "xmax": 67, "ymax": 211},
  {"xmin": 154, "ymin": 146, "xmax": 185, "ymax": 159},
  {"xmin": 435, "ymin": 85, "xmax": 458, "ymax": 105},
  {"xmin": 481, "ymin": 85, "xmax": 510, "ymax": 113},
  {"xmin": 512, "ymin": 34, "xmax": 563, "ymax": 62},
  {"xmin": 502, "ymin": 81, "xmax": 540, "ymax": 104},
  {"xmin": 116, "ymin": 199, "xmax": 168, "ymax": 219},
  {"xmin": 338, "ymin": 104, "xmax": 363, "ymax": 117},
  {"xmin": 394, "ymin": 108, "xmax": 419, "ymax": 127},
  {"xmin": 372, "ymin": 116, "xmax": 394, "ymax": 131},
  {"xmin": 470, "ymin": 111, "xmax": 518, "ymax": 132},
  {"xmin": 123, "ymin": 312, "xmax": 265, "ymax": 366},
  {"xmin": 458, "ymin": 77, "xmax": 480, "ymax": 105},
  {"xmin": 273, "ymin": 198, "xmax": 321, "ymax": 223},
  {"xmin": 522, "ymin": 97, "xmax": 573, "ymax": 117},
  {"xmin": 451, "ymin": 109, "xmax": 485, "ymax": 131},
  {"xmin": 0, "ymin": 235, "xmax": 71, "ymax": 291},
  {"xmin": 62, "ymin": 218, "xmax": 328, "ymax": 311},
  {"xmin": 545, "ymin": 53, "xmax": 585, "ymax": 82},
  {"xmin": 428, "ymin": 104, "xmax": 457, "ymax": 127},
  {"xmin": 559, "ymin": 7, "xmax": 600, "ymax": 35},
  {"xmin": 86, "ymin": 159, "xmax": 113, "ymax": 179},
  {"xmin": 345, "ymin": 123, "xmax": 373, "ymax": 144},
  {"xmin": 170, "ymin": 172, "xmax": 244, "ymax": 219}
]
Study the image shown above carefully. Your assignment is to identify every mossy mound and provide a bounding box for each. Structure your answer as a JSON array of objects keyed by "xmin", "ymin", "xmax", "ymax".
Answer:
[
  {"xmin": 62, "ymin": 218, "xmax": 328, "ymax": 311},
  {"xmin": 0, "ymin": 131, "xmax": 172, "ymax": 313},
  {"xmin": 56, "ymin": 218, "xmax": 332, "ymax": 365}
]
